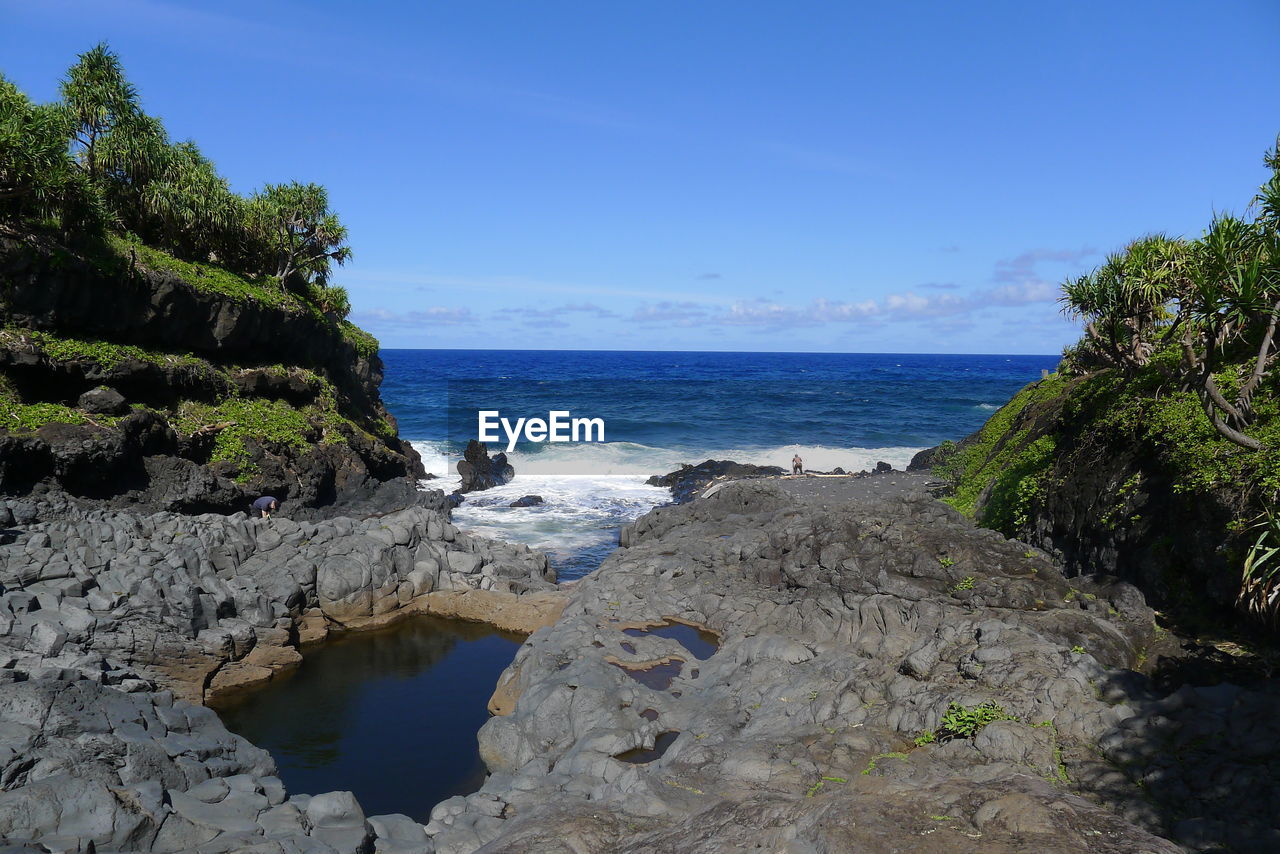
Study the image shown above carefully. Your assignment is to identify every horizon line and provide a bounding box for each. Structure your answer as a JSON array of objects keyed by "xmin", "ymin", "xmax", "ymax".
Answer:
[{"xmin": 375, "ymin": 347, "xmax": 1063, "ymax": 357}]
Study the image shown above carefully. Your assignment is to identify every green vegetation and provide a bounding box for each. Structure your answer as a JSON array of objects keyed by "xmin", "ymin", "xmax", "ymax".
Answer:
[
  {"xmin": 929, "ymin": 701, "xmax": 1018, "ymax": 742},
  {"xmin": 110, "ymin": 234, "xmax": 298, "ymax": 310},
  {"xmin": 950, "ymin": 575, "xmax": 976, "ymax": 593},
  {"xmin": 934, "ymin": 373, "xmax": 1067, "ymax": 525},
  {"xmin": 1, "ymin": 44, "xmax": 356, "ymax": 320},
  {"xmin": 0, "ymin": 326, "xmax": 206, "ymax": 371},
  {"xmin": 0, "ymin": 396, "xmax": 90, "ymax": 431},
  {"xmin": 860, "ymin": 752, "xmax": 909, "ymax": 775},
  {"xmin": 0, "ymin": 45, "xmax": 392, "ymax": 451},
  {"xmin": 804, "ymin": 776, "xmax": 847, "ymax": 797},
  {"xmin": 1060, "ymin": 136, "xmax": 1280, "ymax": 453},
  {"xmin": 1241, "ymin": 509, "xmax": 1280, "ymax": 629},
  {"xmin": 0, "ymin": 322, "xmax": 395, "ymax": 478},
  {"xmin": 172, "ymin": 398, "xmax": 312, "ymax": 466}
]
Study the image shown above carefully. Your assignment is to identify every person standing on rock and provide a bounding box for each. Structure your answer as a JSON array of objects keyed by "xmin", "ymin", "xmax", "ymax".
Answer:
[
  {"xmin": 791, "ymin": 454, "xmax": 804, "ymax": 475},
  {"xmin": 252, "ymin": 496, "xmax": 279, "ymax": 519}
]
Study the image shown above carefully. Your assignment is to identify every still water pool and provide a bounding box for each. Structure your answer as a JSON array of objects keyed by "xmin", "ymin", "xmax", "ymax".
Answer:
[{"xmin": 213, "ymin": 616, "xmax": 522, "ymax": 822}]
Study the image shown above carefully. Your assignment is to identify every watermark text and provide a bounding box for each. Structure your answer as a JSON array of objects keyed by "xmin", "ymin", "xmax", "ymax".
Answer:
[{"xmin": 477, "ymin": 410, "xmax": 605, "ymax": 452}]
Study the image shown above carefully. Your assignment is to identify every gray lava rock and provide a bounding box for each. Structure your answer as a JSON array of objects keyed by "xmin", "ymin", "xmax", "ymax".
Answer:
[
  {"xmin": 645, "ymin": 459, "xmax": 786, "ymax": 504},
  {"xmin": 425, "ymin": 480, "xmax": 1271, "ymax": 853},
  {"xmin": 0, "ymin": 492, "xmax": 557, "ymax": 853},
  {"xmin": 78, "ymin": 386, "xmax": 129, "ymax": 415}
]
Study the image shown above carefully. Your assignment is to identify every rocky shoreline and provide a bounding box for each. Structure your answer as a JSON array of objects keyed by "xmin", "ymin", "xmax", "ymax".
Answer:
[
  {"xmin": 3, "ymin": 467, "xmax": 1279, "ymax": 852},
  {"xmin": 0, "ymin": 487, "xmax": 562, "ymax": 852},
  {"xmin": 430, "ymin": 478, "xmax": 1278, "ymax": 853}
]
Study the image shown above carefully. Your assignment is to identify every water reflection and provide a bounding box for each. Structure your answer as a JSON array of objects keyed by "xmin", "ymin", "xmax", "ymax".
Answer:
[{"xmin": 213, "ymin": 616, "xmax": 522, "ymax": 821}]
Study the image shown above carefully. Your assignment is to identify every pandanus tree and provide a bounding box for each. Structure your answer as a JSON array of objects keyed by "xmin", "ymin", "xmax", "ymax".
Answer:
[
  {"xmin": 138, "ymin": 141, "xmax": 247, "ymax": 263},
  {"xmin": 1060, "ymin": 235, "xmax": 1184, "ymax": 371},
  {"xmin": 0, "ymin": 75, "xmax": 74, "ymax": 223},
  {"xmin": 249, "ymin": 181, "xmax": 352, "ymax": 290},
  {"xmin": 4, "ymin": 43, "xmax": 357, "ymax": 314},
  {"xmin": 1168, "ymin": 213, "xmax": 1280, "ymax": 450},
  {"xmin": 1061, "ymin": 140, "xmax": 1280, "ymax": 451},
  {"xmin": 59, "ymin": 43, "xmax": 142, "ymax": 182}
]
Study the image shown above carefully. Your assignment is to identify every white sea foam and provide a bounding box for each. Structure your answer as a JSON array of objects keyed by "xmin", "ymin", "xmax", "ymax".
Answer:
[
  {"xmin": 413, "ymin": 439, "xmax": 922, "ymax": 479},
  {"xmin": 408, "ymin": 438, "xmax": 925, "ymax": 579}
]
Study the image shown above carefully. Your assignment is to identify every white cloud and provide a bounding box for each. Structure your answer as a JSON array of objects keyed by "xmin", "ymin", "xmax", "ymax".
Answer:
[{"xmin": 352, "ymin": 307, "xmax": 476, "ymax": 327}]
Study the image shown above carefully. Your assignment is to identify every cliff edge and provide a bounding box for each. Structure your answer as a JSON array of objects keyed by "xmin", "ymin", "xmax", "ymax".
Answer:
[{"xmin": 0, "ymin": 232, "xmax": 425, "ymax": 517}]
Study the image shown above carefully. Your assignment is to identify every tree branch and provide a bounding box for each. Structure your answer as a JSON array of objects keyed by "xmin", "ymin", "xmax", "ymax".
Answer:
[{"xmin": 1238, "ymin": 299, "xmax": 1280, "ymax": 416}]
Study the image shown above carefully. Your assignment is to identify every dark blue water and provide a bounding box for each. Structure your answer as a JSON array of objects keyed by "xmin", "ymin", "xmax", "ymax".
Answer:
[
  {"xmin": 380, "ymin": 350, "xmax": 1059, "ymax": 580},
  {"xmin": 380, "ymin": 350, "xmax": 1060, "ymax": 455}
]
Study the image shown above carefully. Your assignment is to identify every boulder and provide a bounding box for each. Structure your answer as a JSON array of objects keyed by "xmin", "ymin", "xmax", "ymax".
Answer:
[
  {"xmin": 457, "ymin": 440, "xmax": 515, "ymax": 493},
  {"xmin": 77, "ymin": 386, "xmax": 128, "ymax": 415}
]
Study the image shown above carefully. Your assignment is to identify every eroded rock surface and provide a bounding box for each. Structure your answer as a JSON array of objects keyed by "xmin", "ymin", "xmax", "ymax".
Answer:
[
  {"xmin": 426, "ymin": 481, "xmax": 1275, "ymax": 853},
  {"xmin": 0, "ymin": 491, "xmax": 561, "ymax": 853}
]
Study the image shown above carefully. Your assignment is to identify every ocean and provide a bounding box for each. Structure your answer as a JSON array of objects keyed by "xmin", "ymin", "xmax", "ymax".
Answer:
[{"xmin": 380, "ymin": 350, "xmax": 1059, "ymax": 580}]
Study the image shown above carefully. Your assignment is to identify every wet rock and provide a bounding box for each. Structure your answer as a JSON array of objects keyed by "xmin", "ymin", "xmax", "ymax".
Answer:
[
  {"xmin": 509, "ymin": 495, "xmax": 543, "ymax": 508},
  {"xmin": 457, "ymin": 441, "xmax": 514, "ymax": 494}
]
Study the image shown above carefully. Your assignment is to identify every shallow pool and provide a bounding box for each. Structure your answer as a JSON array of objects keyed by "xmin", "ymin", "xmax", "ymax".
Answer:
[{"xmin": 213, "ymin": 616, "xmax": 523, "ymax": 822}]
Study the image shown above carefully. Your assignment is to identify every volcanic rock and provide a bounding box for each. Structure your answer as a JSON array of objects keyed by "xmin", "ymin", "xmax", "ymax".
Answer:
[
  {"xmin": 457, "ymin": 440, "xmax": 515, "ymax": 493},
  {"xmin": 645, "ymin": 459, "xmax": 785, "ymax": 504}
]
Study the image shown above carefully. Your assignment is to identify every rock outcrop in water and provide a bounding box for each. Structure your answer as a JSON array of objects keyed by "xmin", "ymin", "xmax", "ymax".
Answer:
[
  {"xmin": 424, "ymin": 480, "xmax": 1278, "ymax": 853},
  {"xmin": 0, "ymin": 488, "xmax": 564, "ymax": 852},
  {"xmin": 456, "ymin": 440, "xmax": 515, "ymax": 494}
]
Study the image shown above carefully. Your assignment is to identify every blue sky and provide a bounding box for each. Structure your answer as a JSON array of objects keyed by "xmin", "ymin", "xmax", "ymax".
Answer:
[{"xmin": 3, "ymin": 1, "xmax": 1279, "ymax": 354}]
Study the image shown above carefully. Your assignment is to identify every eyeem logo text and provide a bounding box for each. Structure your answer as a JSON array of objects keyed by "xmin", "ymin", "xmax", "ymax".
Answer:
[{"xmin": 477, "ymin": 410, "xmax": 605, "ymax": 452}]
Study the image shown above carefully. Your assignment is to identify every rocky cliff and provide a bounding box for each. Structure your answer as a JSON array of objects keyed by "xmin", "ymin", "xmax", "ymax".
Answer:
[
  {"xmin": 0, "ymin": 233, "xmax": 425, "ymax": 516},
  {"xmin": 916, "ymin": 368, "xmax": 1277, "ymax": 639}
]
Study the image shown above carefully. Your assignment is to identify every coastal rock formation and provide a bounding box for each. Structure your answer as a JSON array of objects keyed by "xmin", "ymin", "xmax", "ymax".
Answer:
[
  {"xmin": 0, "ymin": 675, "xmax": 439, "ymax": 853},
  {"xmin": 645, "ymin": 459, "xmax": 785, "ymax": 504},
  {"xmin": 456, "ymin": 440, "xmax": 515, "ymax": 494},
  {"xmin": 0, "ymin": 493, "xmax": 557, "ymax": 704},
  {"xmin": 425, "ymin": 481, "xmax": 1275, "ymax": 853},
  {"xmin": 0, "ymin": 487, "xmax": 564, "ymax": 852},
  {"xmin": 0, "ymin": 237, "xmax": 376, "ymax": 404},
  {"xmin": 4, "ymin": 467, "xmax": 1275, "ymax": 852}
]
